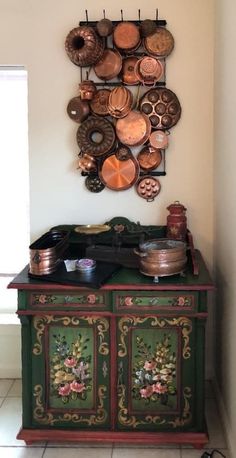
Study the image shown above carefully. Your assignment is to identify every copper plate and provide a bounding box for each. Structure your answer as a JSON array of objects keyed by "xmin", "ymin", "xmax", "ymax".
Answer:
[
  {"xmin": 90, "ymin": 89, "xmax": 111, "ymax": 116},
  {"xmin": 136, "ymin": 176, "xmax": 161, "ymax": 201},
  {"xmin": 74, "ymin": 224, "xmax": 111, "ymax": 234},
  {"xmin": 113, "ymin": 22, "xmax": 140, "ymax": 52},
  {"xmin": 67, "ymin": 97, "xmax": 90, "ymax": 123},
  {"xmin": 121, "ymin": 56, "xmax": 139, "ymax": 85},
  {"xmin": 137, "ymin": 146, "xmax": 162, "ymax": 171},
  {"xmin": 144, "ymin": 27, "xmax": 174, "ymax": 58},
  {"xmin": 140, "ymin": 87, "xmax": 181, "ymax": 130},
  {"xmin": 93, "ymin": 49, "xmax": 122, "ymax": 80},
  {"xmin": 100, "ymin": 153, "xmax": 139, "ymax": 191},
  {"xmin": 116, "ymin": 111, "xmax": 151, "ymax": 146},
  {"xmin": 77, "ymin": 116, "xmax": 116, "ymax": 157}
]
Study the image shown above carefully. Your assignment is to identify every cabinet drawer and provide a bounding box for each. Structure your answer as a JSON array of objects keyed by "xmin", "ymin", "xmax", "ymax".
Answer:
[
  {"xmin": 113, "ymin": 291, "xmax": 198, "ymax": 313},
  {"xmin": 27, "ymin": 290, "xmax": 111, "ymax": 311}
]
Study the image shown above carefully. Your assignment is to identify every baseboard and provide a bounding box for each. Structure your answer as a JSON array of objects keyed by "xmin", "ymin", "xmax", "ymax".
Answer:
[{"xmin": 212, "ymin": 377, "xmax": 234, "ymax": 458}]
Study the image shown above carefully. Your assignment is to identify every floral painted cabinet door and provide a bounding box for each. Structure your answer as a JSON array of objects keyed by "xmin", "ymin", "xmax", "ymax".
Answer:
[
  {"xmin": 117, "ymin": 315, "xmax": 197, "ymax": 431},
  {"xmin": 31, "ymin": 315, "xmax": 110, "ymax": 428}
]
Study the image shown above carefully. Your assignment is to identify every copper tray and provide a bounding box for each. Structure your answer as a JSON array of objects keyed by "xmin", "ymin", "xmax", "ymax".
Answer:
[
  {"xmin": 74, "ymin": 224, "xmax": 111, "ymax": 235},
  {"xmin": 90, "ymin": 89, "xmax": 111, "ymax": 116},
  {"xmin": 143, "ymin": 27, "xmax": 174, "ymax": 58},
  {"xmin": 139, "ymin": 87, "xmax": 181, "ymax": 130},
  {"xmin": 77, "ymin": 116, "xmax": 116, "ymax": 156},
  {"xmin": 99, "ymin": 153, "xmax": 139, "ymax": 191},
  {"xmin": 115, "ymin": 111, "xmax": 151, "ymax": 146},
  {"xmin": 93, "ymin": 49, "xmax": 122, "ymax": 80}
]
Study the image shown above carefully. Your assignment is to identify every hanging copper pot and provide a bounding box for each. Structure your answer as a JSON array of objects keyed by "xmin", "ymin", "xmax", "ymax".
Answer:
[
  {"xmin": 90, "ymin": 88, "xmax": 111, "ymax": 116},
  {"xmin": 143, "ymin": 26, "xmax": 174, "ymax": 58},
  {"xmin": 99, "ymin": 151, "xmax": 139, "ymax": 191},
  {"xmin": 134, "ymin": 56, "xmax": 164, "ymax": 85},
  {"xmin": 76, "ymin": 116, "xmax": 116, "ymax": 157},
  {"xmin": 96, "ymin": 18, "xmax": 113, "ymax": 37},
  {"xmin": 65, "ymin": 26, "xmax": 104, "ymax": 67},
  {"xmin": 136, "ymin": 176, "xmax": 161, "ymax": 201},
  {"xmin": 108, "ymin": 86, "xmax": 133, "ymax": 118},
  {"xmin": 79, "ymin": 80, "xmax": 97, "ymax": 101},
  {"xmin": 115, "ymin": 111, "xmax": 151, "ymax": 146},
  {"xmin": 137, "ymin": 146, "xmax": 162, "ymax": 171},
  {"xmin": 140, "ymin": 19, "xmax": 157, "ymax": 38},
  {"xmin": 67, "ymin": 96, "xmax": 90, "ymax": 123},
  {"xmin": 121, "ymin": 56, "xmax": 139, "ymax": 85},
  {"xmin": 93, "ymin": 49, "xmax": 122, "ymax": 81},
  {"xmin": 77, "ymin": 153, "xmax": 97, "ymax": 173},
  {"xmin": 113, "ymin": 22, "xmax": 141, "ymax": 53}
]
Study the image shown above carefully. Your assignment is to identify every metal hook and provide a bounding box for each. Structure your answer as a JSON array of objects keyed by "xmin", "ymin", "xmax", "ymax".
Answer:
[
  {"xmin": 103, "ymin": 9, "xmax": 106, "ymax": 19},
  {"xmin": 138, "ymin": 9, "xmax": 141, "ymax": 21},
  {"xmin": 85, "ymin": 9, "xmax": 88, "ymax": 23},
  {"xmin": 80, "ymin": 67, "xmax": 82, "ymax": 82},
  {"xmin": 156, "ymin": 8, "xmax": 159, "ymax": 22},
  {"xmin": 120, "ymin": 9, "xmax": 123, "ymax": 21}
]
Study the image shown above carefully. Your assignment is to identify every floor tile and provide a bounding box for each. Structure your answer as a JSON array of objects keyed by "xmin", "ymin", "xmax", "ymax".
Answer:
[
  {"xmin": 44, "ymin": 447, "xmax": 112, "ymax": 457},
  {"xmin": 47, "ymin": 441, "xmax": 112, "ymax": 448},
  {"xmin": 0, "ymin": 379, "xmax": 13, "ymax": 397},
  {"xmin": 113, "ymin": 449, "xmax": 181, "ymax": 458},
  {"xmin": 0, "ymin": 397, "xmax": 25, "ymax": 446},
  {"xmin": 205, "ymin": 398, "xmax": 228, "ymax": 449},
  {"xmin": 0, "ymin": 447, "xmax": 45, "ymax": 458},
  {"xmin": 8, "ymin": 379, "xmax": 22, "ymax": 397},
  {"xmin": 181, "ymin": 449, "xmax": 229, "ymax": 457}
]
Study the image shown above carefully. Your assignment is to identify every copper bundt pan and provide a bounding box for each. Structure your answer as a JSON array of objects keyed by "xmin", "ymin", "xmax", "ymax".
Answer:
[
  {"xmin": 94, "ymin": 48, "xmax": 122, "ymax": 80},
  {"xmin": 139, "ymin": 87, "xmax": 181, "ymax": 130},
  {"xmin": 99, "ymin": 152, "xmax": 139, "ymax": 191},
  {"xmin": 143, "ymin": 26, "xmax": 175, "ymax": 58},
  {"xmin": 65, "ymin": 26, "xmax": 104, "ymax": 67},
  {"xmin": 116, "ymin": 111, "xmax": 151, "ymax": 146},
  {"xmin": 77, "ymin": 116, "xmax": 116, "ymax": 157}
]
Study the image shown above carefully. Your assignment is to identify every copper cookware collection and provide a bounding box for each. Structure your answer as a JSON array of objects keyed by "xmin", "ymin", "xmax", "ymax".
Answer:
[{"xmin": 65, "ymin": 16, "xmax": 181, "ymax": 199}]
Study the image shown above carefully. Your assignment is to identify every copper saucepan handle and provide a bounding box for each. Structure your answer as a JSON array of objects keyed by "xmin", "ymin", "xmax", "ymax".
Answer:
[{"xmin": 133, "ymin": 248, "xmax": 147, "ymax": 257}]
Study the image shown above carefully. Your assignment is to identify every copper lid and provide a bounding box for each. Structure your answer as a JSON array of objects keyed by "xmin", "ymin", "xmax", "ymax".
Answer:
[
  {"xmin": 100, "ymin": 153, "xmax": 139, "ymax": 191},
  {"xmin": 116, "ymin": 111, "xmax": 151, "ymax": 146},
  {"xmin": 144, "ymin": 27, "xmax": 174, "ymax": 58},
  {"xmin": 93, "ymin": 49, "xmax": 122, "ymax": 80},
  {"xmin": 137, "ymin": 146, "xmax": 162, "ymax": 171},
  {"xmin": 67, "ymin": 97, "xmax": 90, "ymax": 123},
  {"xmin": 121, "ymin": 56, "xmax": 139, "ymax": 85},
  {"xmin": 90, "ymin": 89, "xmax": 111, "ymax": 116},
  {"xmin": 113, "ymin": 22, "xmax": 141, "ymax": 52}
]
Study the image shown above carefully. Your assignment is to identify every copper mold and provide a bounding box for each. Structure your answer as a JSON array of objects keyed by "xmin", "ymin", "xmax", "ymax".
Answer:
[
  {"xmin": 121, "ymin": 56, "xmax": 139, "ymax": 85},
  {"xmin": 85, "ymin": 175, "xmax": 105, "ymax": 193},
  {"xmin": 115, "ymin": 111, "xmax": 151, "ymax": 146},
  {"xmin": 136, "ymin": 176, "xmax": 161, "ymax": 201},
  {"xmin": 93, "ymin": 49, "xmax": 122, "ymax": 81},
  {"xmin": 77, "ymin": 153, "xmax": 97, "ymax": 173},
  {"xmin": 113, "ymin": 22, "xmax": 141, "ymax": 53},
  {"xmin": 67, "ymin": 97, "xmax": 90, "ymax": 123},
  {"xmin": 29, "ymin": 230, "xmax": 69, "ymax": 276},
  {"xmin": 65, "ymin": 26, "xmax": 104, "ymax": 67},
  {"xmin": 134, "ymin": 56, "xmax": 164, "ymax": 85},
  {"xmin": 143, "ymin": 27, "xmax": 174, "ymax": 58},
  {"xmin": 137, "ymin": 146, "xmax": 162, "ymax": 171},
  {"xmin": 99, "ymin": 153, "xmax": 139, "ymax": 191},
  {"xmin": 90, "ymin": 89, "xmax": 111, "ymax": 116},
  {"xmin": 108, "ymin": 86, "xmax": 133, "ymax": 118},
  {"xmin": 77, "ymin": 116, "xmax": 116, "ymax": 157},
  {"xmin": 140, "ymin": 87, "xmax": 181, "ymax": 130}
]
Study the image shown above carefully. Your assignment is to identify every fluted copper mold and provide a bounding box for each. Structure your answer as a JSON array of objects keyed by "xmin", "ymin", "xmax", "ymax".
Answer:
[
  {"xmin": 108, "ymin": 86, "xmax": 133, "ymax": 118},
  {"xmin": 140, "ymin": 87, "xmax": 181, "ymax": 130},
  {"xmin": 77, "ymin": 116, "xmax": 116, "ymax": 157},
  {"xmin": 65, "ymin": 26, "xmax": 104, "ymax": 67}
]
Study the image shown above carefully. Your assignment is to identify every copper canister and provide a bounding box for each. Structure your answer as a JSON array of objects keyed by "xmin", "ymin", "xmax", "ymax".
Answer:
[
  {"xmin": 166, "ymin": 201, "xmax": 187, "ymax": 241},
  {"xmin": 29, "ymin": 230, "xmax": 69, "ymax": 275}
]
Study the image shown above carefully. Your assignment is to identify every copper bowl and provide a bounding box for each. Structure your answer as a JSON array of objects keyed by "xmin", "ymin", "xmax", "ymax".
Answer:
[
  {"xmin": 99, "ymin": 152, "xmax": 139, "ymax": 191},
  {"xmin": 93, "ymin": 49, "xmax": 122, "ymax": 81},
  {"xmin": 115, "ymin": 111, "xmax": 151, "ymax": 146},
  {"xmin": 113, "ymin": 22, "xmax": 141, "ymax": 53},
  {"xmin": 121, "ymin": 56, "xmax": 139, "ymax": 85},
  {"xmin": 143, "ymin": 26, "xmax": 174, "ymax": 58}
]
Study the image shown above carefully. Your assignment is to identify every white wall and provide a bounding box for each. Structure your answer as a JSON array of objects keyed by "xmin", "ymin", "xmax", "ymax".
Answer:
[{"xmin": 214, "ymin": 0, "xmax": 236, "ymax": 454}]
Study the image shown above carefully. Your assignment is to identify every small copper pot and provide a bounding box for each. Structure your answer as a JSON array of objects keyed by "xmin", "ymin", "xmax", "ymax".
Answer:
[
  {"xmin": 79, "ymin": 80, "xmax": 97, "ymax": 100},
  {"xmin": 96, "ymin": 18, "xmax": 113, "ymax": 37},
  {"xmin": 78, "ymin": 153, "xmax": 97, "ymax": 173}
]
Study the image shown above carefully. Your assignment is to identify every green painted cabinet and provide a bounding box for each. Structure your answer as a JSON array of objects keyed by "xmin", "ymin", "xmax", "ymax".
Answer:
[{"xmin": 9, "ymin": 250, "xmax": 214, "ymax": 447}]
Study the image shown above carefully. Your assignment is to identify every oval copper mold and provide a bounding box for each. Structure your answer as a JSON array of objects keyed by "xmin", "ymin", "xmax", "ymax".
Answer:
[
  {"xmin": 99, "ymin": 153, "xmax": 139, "ymax": 191},
  {"xmin": 139, "ymin": 87, "xmax": 181, "ymax": 130},
  {"xmin": 77, "ymin": 116, "xmax": 116, "ymax": 157},
  {"xmin": 93, "ymin": 48, "xmax": 122, "ymax": 80},
  {"xmin": 116, "ymin": 111, "xmax": 151, "ymax": 146},
  {"xmin": 113, "ymin": 22, "xmax": 141, "ymax": 52},
  {"xmin": 143, "ymin": 26, "xmax": 174, "ymax": 58},
  {"xmin": 65, "ymin": 26, "xmax": 104, "ymax": 67},
  {"xmin": 90, "ymin": 89, "xmax": 111, "ymax": 116},
  {"xmin": 137, "ymin": 146, "xmax": 162, "ymax": 171},
  {"xmin": 108, "ymin": 86, "xmax": 133, "ymax": 118}
]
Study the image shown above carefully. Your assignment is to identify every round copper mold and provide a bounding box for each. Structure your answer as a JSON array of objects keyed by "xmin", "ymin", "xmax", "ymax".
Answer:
[
  {"xmin": 90, "ymin": 89, "xmax": 111, "ymax": 116},
  {"xmin": 121, "ymin": 56, "xmax": 139, "ymax": 85},
  {"xmin": 116, "ymin": 111, "xmax": 151, "ymax": 147},
  {"xmin": 65, "ymin": 26, "xmax": 104, "ymax": 67},
  {"xmin": 93, "ymin": 49, "xmax": 122, "ymax": 81},
  {"xmin": 149, "ymin": 130, "xmax": 169, "ymax": 149},
  {"xmin": 136, "ymin": 176, "xmax": 161, "ymax": 201},
  {"xmin": 113, "ymin": 22, "xmax": 141, "ymax": 53},
  {"xmin": 139, "ymin": 87, "xmax": 181, "ymax": 130},
  {"xmin": 99, "ymin": 153, "xmax": 139, "ymax": 191},
  {"xmin": 134, "ymin": 56, "xmax": 164, "ymax": 85},
  {"xmin": 137, "ymin": 146, "xmax": 162, "ymax": 171},
  {"xmin": 96, "ymin": 18, "xmax": 113, "ymax": 37},
  {"xmin": 67, "ymin": 97, "xmax": 90, "ymax": 123},
  {"xmin": 143, "ymin": 27, "xmax": 174, "ymax": 58},
  {"xmin": 85, "ymin": 175, "xmax": 105, "ymax": 193},
  {"xmin": 108, "ymin": 86, "xmax": 133, "ymax": 118},
  {"xmin": 76, "ymin": 116, "xmax": 116, "ymax": 157}
]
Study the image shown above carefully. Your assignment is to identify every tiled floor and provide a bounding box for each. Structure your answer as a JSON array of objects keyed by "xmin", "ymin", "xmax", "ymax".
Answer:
[{"xmin": 0, "ymin": 379, "xmax": 230, "ymax": 458}]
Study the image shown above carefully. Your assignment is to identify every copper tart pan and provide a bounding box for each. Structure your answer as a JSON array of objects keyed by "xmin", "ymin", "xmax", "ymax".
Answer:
[
  {"xmin": 121, "ymin": 56, "xmax": 139, "ymax": 85},
  {"xmin": 113, "ymin": 22, "xmax": 141, "ymax": 53},
  {"xmin": 76, "ymin": 116, "xmax": 116, "ymax": 157},
  {"xmin": 90, "ymin": 89, "xmax": 111, "ymax": 116},
  {"xmin": 134, "ymin": 238, "xmax": 187, "ymax": 279},
  {"xmin": 139, "ymin": 87, "xmax": 181, "ymax": 130},
  {"xmin": 99, "ymin": 151, "xmax": 139, "ymax": 191},
  {"xmin": 116, "ymin": 111, "xmax": 151, "ymax": 146},
  {"xmin": 93, "ymin": 48, "xmax": 122, "ymax": 80},
  {"xmin": 137, "ymin": 146, "xmax": 162, "ymax": 171},
  {"xmin": 143, "ymin": 27, "xmax": 175, "ymax": 58},
  {"xmin": 65, "ymin": 26, "xmax": 104, "ymax": 67},
  {"xmin": 136, "ymin": 176, "xmax": 161, "ymax": 201}
]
